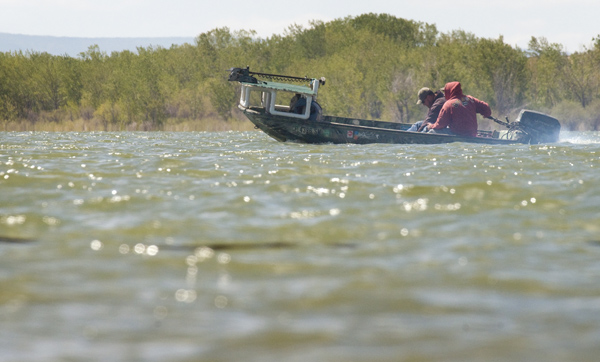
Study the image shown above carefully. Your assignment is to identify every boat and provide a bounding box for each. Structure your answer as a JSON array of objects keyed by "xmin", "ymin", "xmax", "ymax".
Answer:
[{"xmin": 227, "ymin": 67, "xmax": 561, "ymax": 145}]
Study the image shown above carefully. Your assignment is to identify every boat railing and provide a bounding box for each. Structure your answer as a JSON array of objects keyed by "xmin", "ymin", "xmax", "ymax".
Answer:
[{"xmin": 229, "ymin": 67, "xmax": 324, "ymax": 120}]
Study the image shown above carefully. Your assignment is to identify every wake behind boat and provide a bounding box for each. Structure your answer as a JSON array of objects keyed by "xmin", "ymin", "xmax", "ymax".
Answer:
[{"xmin": 228, "ymin": 67, "xmax": 561, "ymax": 145}]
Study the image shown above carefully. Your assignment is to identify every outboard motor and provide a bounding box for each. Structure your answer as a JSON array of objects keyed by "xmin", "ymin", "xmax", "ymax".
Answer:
[{"xmin": 514, "ymin": 110, "xmax": 561, "ymax": 144}]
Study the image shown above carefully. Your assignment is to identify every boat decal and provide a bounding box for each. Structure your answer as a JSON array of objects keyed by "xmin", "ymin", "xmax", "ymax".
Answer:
[
  {"xmin": 345, "ymin": 130, "xmax": 381, "ymax": 141},
  {"xmin": 294, "ymin": 125, "xmax": 321, "ymax": 136},
  {"xmin": 347, "ymin": 130, "xmax": 360, "ymax": 139}
]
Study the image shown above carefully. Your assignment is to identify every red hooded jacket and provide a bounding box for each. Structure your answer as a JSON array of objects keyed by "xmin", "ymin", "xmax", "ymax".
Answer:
[{"xmin": 430, "ymin": 82, "xmax": 491, "ymax": 137}]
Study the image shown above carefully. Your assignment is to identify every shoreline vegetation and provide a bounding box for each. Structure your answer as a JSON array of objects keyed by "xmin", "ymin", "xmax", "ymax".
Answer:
[{"xmin": 2, "ymin": 13, "xmax": 600, "ymax": 132}]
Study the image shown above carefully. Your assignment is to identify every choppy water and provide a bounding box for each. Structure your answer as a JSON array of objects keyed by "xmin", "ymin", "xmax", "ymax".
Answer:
[{"xmin": 1, "ymin": 130, "xmax": 600, "ymax": 362}]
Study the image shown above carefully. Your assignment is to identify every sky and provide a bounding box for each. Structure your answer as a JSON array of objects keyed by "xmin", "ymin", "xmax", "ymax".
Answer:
[{"xmin": 1, "ymin": 0, "xmax": 598, "ymax": 52}]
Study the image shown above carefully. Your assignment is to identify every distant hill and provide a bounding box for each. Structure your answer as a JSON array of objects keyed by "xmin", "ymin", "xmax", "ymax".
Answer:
[{"xmin": 0, "ymin": 33, "xmax": 195, "ymax": 57}]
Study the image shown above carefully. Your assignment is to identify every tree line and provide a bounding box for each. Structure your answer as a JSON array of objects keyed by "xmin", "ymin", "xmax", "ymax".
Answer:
[{"xmin": 1, "ymin": 13, "xmax": 600, "ymax": 131}]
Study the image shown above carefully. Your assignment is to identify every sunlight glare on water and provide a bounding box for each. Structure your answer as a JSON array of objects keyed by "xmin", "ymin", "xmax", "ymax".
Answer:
[{"xmin": 1, "ymin": 130, "xmax": 600, "ymax": 361}]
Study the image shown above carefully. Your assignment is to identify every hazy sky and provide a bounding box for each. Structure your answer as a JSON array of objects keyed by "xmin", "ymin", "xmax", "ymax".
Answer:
[{"xmin": 1, "ymin": 0, "xmax": 597, "ymax": 52}]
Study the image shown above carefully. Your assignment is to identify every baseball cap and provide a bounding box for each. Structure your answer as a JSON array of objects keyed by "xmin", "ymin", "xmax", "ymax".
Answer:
[{"xmin": 417, "ymin": 87, "xmax": 432, "ymax": 104}]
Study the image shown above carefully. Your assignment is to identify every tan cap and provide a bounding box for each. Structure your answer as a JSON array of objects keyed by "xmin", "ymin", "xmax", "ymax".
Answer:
[{"xmin": 417, "ymin": 87, "xmax": 433, "ymax": 104}]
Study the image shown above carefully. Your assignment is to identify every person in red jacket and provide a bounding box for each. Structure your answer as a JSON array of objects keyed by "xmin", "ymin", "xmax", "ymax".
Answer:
[{"xmin": 426, "ymin": 81, "xmax": 491, "ymax": 137}]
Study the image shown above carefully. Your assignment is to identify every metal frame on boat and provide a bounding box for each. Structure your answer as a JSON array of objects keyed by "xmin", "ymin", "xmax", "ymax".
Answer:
[{"xmin": 228, "ymin": 67, "xmax": 561, "ymax": 145}]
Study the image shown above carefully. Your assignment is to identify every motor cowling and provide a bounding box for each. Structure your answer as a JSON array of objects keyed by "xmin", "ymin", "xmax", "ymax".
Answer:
[{"xmin": 514, "ymin": 110, "xmax": 561, "ymax": 144}]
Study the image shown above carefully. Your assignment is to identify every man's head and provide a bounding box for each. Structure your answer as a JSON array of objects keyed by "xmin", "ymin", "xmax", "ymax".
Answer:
[{"xmin": 417, "ymin": 87, "xmax": 435, "ymax": 107}]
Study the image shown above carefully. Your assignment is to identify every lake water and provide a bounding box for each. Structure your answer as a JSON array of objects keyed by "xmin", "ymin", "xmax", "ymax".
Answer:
[{"xmin": 1, "ymin": 130, "xmax": 600, "ymax": 361}]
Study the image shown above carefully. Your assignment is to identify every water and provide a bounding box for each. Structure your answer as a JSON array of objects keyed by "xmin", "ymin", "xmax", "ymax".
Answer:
[{"xmin": 1, "ymin": 131, "xmax": 600, "ymax": 361}]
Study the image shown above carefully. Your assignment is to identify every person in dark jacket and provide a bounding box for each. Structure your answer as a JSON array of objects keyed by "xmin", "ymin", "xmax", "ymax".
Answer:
[
  {"xmin": 407, "ymin": 87, "xmax": 446, "ymax": 132},
  {"xmin": 427, "ymin": 81, "xmax": 491, "ymax": 137}
]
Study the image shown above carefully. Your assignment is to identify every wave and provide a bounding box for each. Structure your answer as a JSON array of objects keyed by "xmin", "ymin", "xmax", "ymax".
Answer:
[{"xmin": 559, "ymin": 131, "xmax": 600, "ymax": 144}]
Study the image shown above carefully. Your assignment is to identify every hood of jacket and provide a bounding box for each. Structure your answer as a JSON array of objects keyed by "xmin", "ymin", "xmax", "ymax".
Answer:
[{"xmin": 444, "ymin": 81, "xmax": 464, "ymax": 101}]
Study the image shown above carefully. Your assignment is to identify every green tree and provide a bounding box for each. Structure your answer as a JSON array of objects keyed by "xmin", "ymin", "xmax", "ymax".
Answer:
[
  {"xmin": 527, "ymin": 37, "xmax": 567, "ymax": 108},
  {"xmin": 79, "ymin": 45, "xmax": 111, "ymax": 110},
  {"xmin": 471, "ymin": 37, "xmax": 528, "ymax": 114},
  {"xmin": 562, "ymin": 50, "xmax": 599, "ymax": 108}
]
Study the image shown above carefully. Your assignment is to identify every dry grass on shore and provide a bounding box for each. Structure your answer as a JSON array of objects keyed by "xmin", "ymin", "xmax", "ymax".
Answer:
[{"xmin": 1, "ymin": 116, "xmax": 257, "ymax": 132}]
